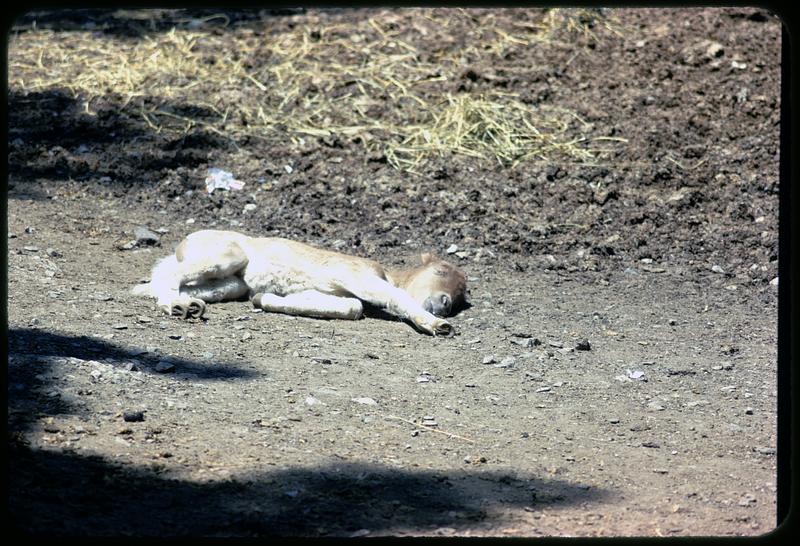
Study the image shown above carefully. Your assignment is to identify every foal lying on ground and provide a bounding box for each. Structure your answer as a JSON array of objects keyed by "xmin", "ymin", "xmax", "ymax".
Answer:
[{"xmin": 132, "ymin": 229, "xmax": 467, "ymax": 336}]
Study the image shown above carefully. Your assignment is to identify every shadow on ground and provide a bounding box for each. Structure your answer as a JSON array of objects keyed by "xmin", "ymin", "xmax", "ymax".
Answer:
[
  {"xmin": 10, "ymin": 8, "xmax": 308, "ymax": 35},
  {"xmin": 7, "ymin": 90, "xmax": 232, "ymax": 191},
  {"xmin": 8, "ymin": 446, "xmax": 610, "ymax": 536},
  {"xmin": 7, "ymin": 327, "xmax": 260, "ymax": 431}
]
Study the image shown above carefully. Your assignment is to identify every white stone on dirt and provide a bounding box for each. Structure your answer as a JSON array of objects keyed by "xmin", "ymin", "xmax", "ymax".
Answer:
[
  {"xmin": 627, "ymin": 370, "xmax": 646, "ymax": 381},
  {"xmin": 134, "ymin": 226, "xmax": 160, "ymax": 246},
  {"xmin": 351, "ymin": 397, "xmax": 377, "ymax": 405},
  {"xmin": 705, "ymin": 41, "xmax": 724, "ymax": 58},
  {"xmin": 495, "ymin": 356, "xmax": 516, "ymax": 368},
  {"xmin": 738, "ymin": 494, "xmax": 757, "ymax": 506}
]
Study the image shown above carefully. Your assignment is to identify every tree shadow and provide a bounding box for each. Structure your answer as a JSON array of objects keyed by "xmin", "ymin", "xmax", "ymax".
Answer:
[
  {"xmin": 7, "ymin": 327, "xmax": 260, "ymax": 433},
  {"xmin": 8, "ymin": 447, "xmax": 612, "ymax": 537},
  {"xmin": 10, "ymin": 8, "xmax": 308, "ymax": 36},
  {"xmin": 8, "ymin": 327, "xmax": 259, "ymax": 379},
  {"xmin": 7, "ymin": 89, "xmax": 233, "ymax": 194}
]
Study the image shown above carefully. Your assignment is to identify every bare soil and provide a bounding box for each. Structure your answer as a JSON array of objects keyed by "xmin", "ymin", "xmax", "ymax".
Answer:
[{"xmin": 7, "ymin": 7, "xmax": 780, "ymax": 537}]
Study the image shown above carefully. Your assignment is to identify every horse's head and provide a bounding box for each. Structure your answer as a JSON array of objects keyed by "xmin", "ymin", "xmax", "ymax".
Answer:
[{"xmin": 402, "ymin": 253, "xmax": 467, "ymax": 317}]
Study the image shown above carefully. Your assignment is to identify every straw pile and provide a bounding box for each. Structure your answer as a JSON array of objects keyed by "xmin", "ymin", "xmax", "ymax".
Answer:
[{"xmin": 8, "ymin": 8, "xmax": 626, "ymax": 172}]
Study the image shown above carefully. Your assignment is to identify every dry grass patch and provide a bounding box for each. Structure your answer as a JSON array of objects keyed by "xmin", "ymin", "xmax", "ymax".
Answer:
[{"xmin": 8, "ymin": 8, "xmax": 626, "ymax": 171}]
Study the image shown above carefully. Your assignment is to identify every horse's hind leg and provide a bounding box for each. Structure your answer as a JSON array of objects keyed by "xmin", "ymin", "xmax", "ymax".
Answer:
[
  {"xmin": 252, "ymin": 290, "xmax": 364, "ymax": 320},
  {"xmin": 157, "ymin": 236, "xmax": 250, "ymax": 319}
]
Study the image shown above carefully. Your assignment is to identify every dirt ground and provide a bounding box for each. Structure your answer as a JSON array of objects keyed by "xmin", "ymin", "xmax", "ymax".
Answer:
[{"xmin": 7, "ymin": 7, "xmax": 781, "ymax": 537}]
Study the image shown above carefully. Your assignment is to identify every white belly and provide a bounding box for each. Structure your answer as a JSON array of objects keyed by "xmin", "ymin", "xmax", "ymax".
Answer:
[
  {"xmin": 239, "ymin": 240, "xmax": 336, "ymax": 296},
  {"xmin": 243, "ymin": 265, "xmax": 320, "ymax": 296}
]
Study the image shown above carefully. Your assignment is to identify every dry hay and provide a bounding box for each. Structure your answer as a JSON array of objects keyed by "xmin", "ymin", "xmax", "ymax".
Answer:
[{"xmin": 8, "ymin": 8, "xmax": 626, "ymax": 172}]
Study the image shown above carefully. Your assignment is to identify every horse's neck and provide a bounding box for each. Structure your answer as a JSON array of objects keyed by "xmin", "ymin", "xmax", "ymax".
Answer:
[{"xmin": 385, "ymin": 266, "xmax": 419, "ymax": 291}]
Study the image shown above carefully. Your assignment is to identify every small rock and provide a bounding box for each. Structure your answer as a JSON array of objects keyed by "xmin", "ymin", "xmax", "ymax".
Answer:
[
  {"xmin": 112, "ymin": 324, "xmax": 128, "ymax": 330},
  {"xmin": 120, "ymin": 362, "xmax": 138, "ymax": 372},
  {"xmin": 575, "ymin": 339, "xmax": 591, "ymax": 351},
  {"xmin": 627, "ymin": 370, "xmax": 646, "ymax": 381},
  {"xmin": 770, "ymin": 277, "xmax": 779, "ymax": 286},
  {"xmin": 446, "ymin": 244, "xmax": 459, "ymax": 254},
  {"xmin": 548, "ymin": 340, "xmax": 563, "ymax": 348},
  {"xmin": 241, "ymin": 331, "xmax": 252, "ymax": 341},
  {"xmin": 310, "ymin": 357, "xmax": 332, "ymax": 364},
  {"xmin": 351, "ymin": 397, "xmax": 377, "ymax": 406},
  {"xmin": 243, "ymin": 203, "xmax": 257, "ymax": 212},
  {"xmin": 512, "ymin": 338, "xmax": 540, "ymax": 348},
  {"xmin": 495, "ymin": 356, "xmax": 516, "ymax": 368},
  {"xmin": 305, "ymin": 396, "xmax": 319, "ymax": 406},
  {"xmin": 755, "ymin": 447, "xmax": 776, "ymax": 455},
  {"xmin": 711, "ymin": 264, "xmax": 725, "ymax": 274},
  {"xmin": 116, "ymin": 240, "xmax": 137, "ymax": 251},
  {"xmin": 284, "ymin": 164, "xmax": 294, "ymax": 174},
  {"xmin": 23, "ymin": 245, "xmax": 39, "ymax": 252},
  {"xmin": 134, "ymin": 226, "xmax": 160, "ymax": 246},
  {"xmin": 155, "ymin": 361, "xmax": 175, "ymax": 373},
  {"xmin": 123, "ymin": 411, "xmax": 145, "ymax": 422},
  {"xmin": 536, "ymin": 386, "xmax": 551, "ymax": 393},
  {"xmin": 482, "ymin": 355, "xmax": 496, "ymax": 365},
  {"xmin": 705, "ymin": 41, "xmax": 724, "ymax": 59},
  {"xmin": 738, "ymin": 494, "xmax": 757, "ymax": 507},
  {"xmin": 668, "ymin": 318, "xmax": 677, "ymax": 326}
]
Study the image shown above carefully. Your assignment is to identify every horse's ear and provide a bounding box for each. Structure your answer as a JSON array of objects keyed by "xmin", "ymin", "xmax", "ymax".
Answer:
[{"xmin": 420, "ymin": 252, "xmax": 436, "ymax": 265}]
